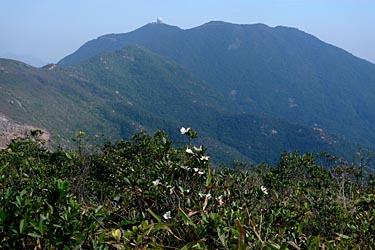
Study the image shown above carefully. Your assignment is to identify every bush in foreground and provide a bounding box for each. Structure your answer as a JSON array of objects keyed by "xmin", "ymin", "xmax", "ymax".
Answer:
[{"xmin": 0, "ymin": 129, "xmax": 374, "ymax": 249}]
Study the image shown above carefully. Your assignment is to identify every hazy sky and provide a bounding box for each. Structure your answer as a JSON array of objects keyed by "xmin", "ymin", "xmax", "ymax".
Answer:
[{"xmin": 1, "ymin": 0, "xmax": 374, "ymax": 66}]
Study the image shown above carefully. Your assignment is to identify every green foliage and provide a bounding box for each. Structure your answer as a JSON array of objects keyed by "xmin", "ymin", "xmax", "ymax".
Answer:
[
  {"xmin": 0, "ymin": 136, "xmax": 107, "ymax": 249},
  {"xmin": 1, "ymin": 129, "xmax": 374, "ymax": 249}
]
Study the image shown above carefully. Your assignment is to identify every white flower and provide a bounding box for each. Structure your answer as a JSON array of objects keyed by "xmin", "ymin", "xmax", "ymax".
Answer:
[
  {"xmin": 199, "ymin": 192, "xmax": 212, "ymax": 199},
  {"xmin": 163, "ymin": 211, "xmax": 172, "ymax": 220},
  {"xmin": 185, "ymin": 148, "xmax": 194, "ymax": 154},
  {"xmin": 152, "ymin": 179, "xmax": 161, "ymax": 186},
  {"xmin": 180, "ymin": 127, "xmax": 191, "ymax": 134},
  {"xmin": 200, "ymin": 155, "xmax": 210, "ymax": 161},
  {"xmin": 198, "ymin": 171, "xmax": 205, "ymax": 175},
  {"xmin": 261, "ymin": 185, "xmax": 268, "ymax": 195},
  {"xmin": 193, "ymin": 145, "xmax": 203, "ymax": 152},
  {"xmin": 193, "ymin": 167, "xmax": 199, "ymax": 172},
  {"xmin": 215, "ymin": 195, "xmax": 224, "ymax": 207},
  {"xmin": 180, "ymin": 165, "xmax": 189, "ymax": 170},
  {"xmin": 179, "ymin": 187, "xmax": 190, "ymax": 195}
]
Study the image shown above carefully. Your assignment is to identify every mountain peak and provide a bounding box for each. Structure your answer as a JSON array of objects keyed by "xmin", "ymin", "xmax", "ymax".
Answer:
[
  {"xmin": 138, "ymin": 21, "xmax": 181, "ymax": 32},
  {"xmin": 152, "ymin": 17, "xmax": 164, "ymax": 24}
]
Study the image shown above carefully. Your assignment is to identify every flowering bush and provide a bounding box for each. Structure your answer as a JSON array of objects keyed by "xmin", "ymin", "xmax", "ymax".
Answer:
[{"xmin": 0, "ymin": 129, "xmax": 374, "ymax": 249}]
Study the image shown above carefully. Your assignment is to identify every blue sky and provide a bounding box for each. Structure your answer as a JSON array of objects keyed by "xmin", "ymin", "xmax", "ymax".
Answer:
[{"xmin": 0, "ymin": 0, "xmax": 374, "ymax": 66}]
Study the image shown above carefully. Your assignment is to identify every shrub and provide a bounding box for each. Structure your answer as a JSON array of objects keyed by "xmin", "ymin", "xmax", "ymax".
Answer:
[{"xmin": 1, "ymin": 129, "xmax": 374, "ymax": 249}]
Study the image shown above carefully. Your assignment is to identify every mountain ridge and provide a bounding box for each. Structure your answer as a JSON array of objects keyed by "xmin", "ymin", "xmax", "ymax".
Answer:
[{"xmin": 58, "ymin": 21, "xmax": 375, "ymax": 149}]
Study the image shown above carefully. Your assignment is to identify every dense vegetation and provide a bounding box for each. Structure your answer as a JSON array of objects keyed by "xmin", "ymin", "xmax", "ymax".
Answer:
[{"xmin": 1, "ymin": 129, "xmax": 374, "ymax": 249}]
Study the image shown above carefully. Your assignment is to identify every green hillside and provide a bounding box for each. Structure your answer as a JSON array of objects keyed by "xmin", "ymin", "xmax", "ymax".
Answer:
[
  {"xmin": 0, "ymin": 46, "xmax": 360, "ymax": 164},
  {"xmin": 58, "ymin": 21, "xmax": 375, "ymax": 149},
  {"xmin": 64, "ymin": 46, "xmax": 233, "ymax": 136}
]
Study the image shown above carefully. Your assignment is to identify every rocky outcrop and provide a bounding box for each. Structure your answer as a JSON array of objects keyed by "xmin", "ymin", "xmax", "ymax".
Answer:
[{"xmin": 0, "ymin": 113, "xmax": 50, "ymax": 149}]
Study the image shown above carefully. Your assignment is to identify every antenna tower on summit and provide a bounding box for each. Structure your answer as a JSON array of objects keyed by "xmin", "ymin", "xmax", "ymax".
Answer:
[{"xmin": 156, "ymin": 17, "xmax": 163, "ymax": 24}]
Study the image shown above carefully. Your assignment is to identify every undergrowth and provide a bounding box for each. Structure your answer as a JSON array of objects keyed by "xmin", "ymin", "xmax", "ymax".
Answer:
[{"xmin": 0, "ymin": 129, "xmax": 374, "ymax": 249}]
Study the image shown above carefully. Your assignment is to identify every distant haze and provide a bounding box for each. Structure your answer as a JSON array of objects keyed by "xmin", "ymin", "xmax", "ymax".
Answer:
[{"xmin": 0, "ymin": 0, "xmax": 374, "ymax": 66}]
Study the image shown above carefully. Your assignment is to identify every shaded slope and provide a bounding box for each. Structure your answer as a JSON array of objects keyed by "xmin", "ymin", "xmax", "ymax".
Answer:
[
  {"xmin": 0, "ymin": 47, "xmax": 361, "ymax": 164},
  {"xmin": 61, "ymin": 46, "xmax": 234, "ymax": 137},
  {"xmin": 215, "ymin": 113, "xmax": 358, "ymax": 165}
]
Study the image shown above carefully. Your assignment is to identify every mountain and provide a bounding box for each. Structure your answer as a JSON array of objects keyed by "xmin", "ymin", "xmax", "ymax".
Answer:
[
  {"xmin": 0, "ymin": 46, "xmax": 358, "ymax": 164},
  {"xmin": 59, "ymin": 21, "xmax": 375, "ymax": 149},
  {"xmin": 59, "ymin": 23, "xmax": 183, "ymax": 67}
]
